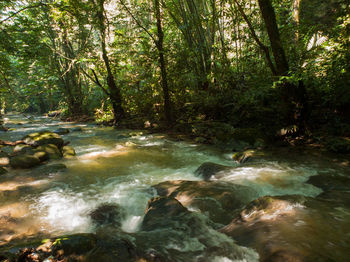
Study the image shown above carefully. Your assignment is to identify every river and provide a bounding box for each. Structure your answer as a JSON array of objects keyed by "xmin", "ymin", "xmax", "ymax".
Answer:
[{"xmin": 0, "ymin": 113, "xmax": 349, "ymax": 261}]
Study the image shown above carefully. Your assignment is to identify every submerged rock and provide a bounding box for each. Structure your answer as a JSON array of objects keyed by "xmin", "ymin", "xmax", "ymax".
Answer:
[
  {"xmin": 71, "ymin": 126, "xmax": 82, "ymax": 132},
  {"xmin": 62, "ymin": 145, "xmax": 76, "ymax": 158},
  {"xmin": 90, "ymin": 203, "xmax": 124, "ymax": 226},
  {"xmin": 9, "ymin": 154, "xmax": 41, "ymax": 169},
  {"xmin": 22, "ymin": 131, "xmax": 64, "ymax": 148},
  {"xmin": 307, "ymin": 174, "xmax": 350, "ymax": 191},
  {"xmin": 194, "ymin": 162, "xmax": 233, "ymax": 180},
  {"xmin": 153, "ymin": 180, "xmax": 258, "ymax": 224},
  {"xmin": 54, "ymin": 127, "xmax": 70, "ymax": 135}
]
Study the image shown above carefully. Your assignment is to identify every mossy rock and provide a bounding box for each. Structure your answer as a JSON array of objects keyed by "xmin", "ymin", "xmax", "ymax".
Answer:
[
  {"xmin": 13, "ymin": 144, "xmax": 34, "ymax": 154},
  {"xmin": 62, "ymin": 146, "xmax": 76, "ymax": 158},
  {"xmin": 32, "ymin": 150, "xmax": 49, "ymax": 162},
  {"xmin": 10, "ymin": 154, "xmax": 41, "ymax": 169},
  {"xmin": 36, "ymin": 144, "xmax": 62, "ymax": 160},
  {"xmin": 22, "ymin": 131, "xmax": 64, "ymax": 148}
]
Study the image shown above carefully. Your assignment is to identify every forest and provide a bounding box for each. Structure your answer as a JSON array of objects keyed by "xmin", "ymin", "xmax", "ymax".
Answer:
[
  {"xmin": 0, "ymin": 0, "xmax": 349, "ymax": 150},
  {"xmin": 0, "ymin": 0, "xmax": 350, "ymax": 262}
]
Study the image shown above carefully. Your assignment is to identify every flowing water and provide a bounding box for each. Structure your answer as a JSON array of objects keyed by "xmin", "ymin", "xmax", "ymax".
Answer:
[{"xmin": 0, "ymin": 113, "xmax": 350, "ymax": 261}]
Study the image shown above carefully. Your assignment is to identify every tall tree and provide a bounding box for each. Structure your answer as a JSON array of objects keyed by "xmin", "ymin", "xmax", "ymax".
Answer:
[
  {"xmin": 121, "ymin": 0, "xmax": 172, "ymax": 123},
  {"xmin": 258, "ymin": 0, "xmax": 289, "ymax": 76},
  {"xmin": 92, "ymin": 0, "xmax": 125, "ymax": 124}
]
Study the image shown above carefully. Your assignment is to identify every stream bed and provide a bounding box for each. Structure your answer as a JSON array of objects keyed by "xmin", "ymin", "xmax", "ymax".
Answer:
[{"xmin": 0, "ymin": 113, "xmax": 350, "ymax": 261}]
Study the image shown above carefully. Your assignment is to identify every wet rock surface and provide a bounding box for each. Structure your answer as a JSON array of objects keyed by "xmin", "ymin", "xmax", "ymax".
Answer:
[
  {"xmin": 194, "ymin": 162, "xmax": 233, "ymax": 180},
  {"xmin": 89, "ymin": 203, "xmax": 124, "ymax": 226},
  {"xmin": 153, "ymin": 180, "xmax": 258, "ymax": 224}
]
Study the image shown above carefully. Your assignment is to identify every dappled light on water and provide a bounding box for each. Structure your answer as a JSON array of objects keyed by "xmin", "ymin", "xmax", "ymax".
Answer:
[{"xmin": 1, "ymin": 114, "xmax": 350, "ymax": 261}]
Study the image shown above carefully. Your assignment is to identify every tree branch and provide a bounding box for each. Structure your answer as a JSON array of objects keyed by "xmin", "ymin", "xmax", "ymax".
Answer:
[
  {"xmin": 0, "ymin": 3, "xmax": 46, "ymax": 25},
  {"xmin": 119, "ymin": 0, "xmax": 158, "ymax": 45},
  {"xmin": 232, "ymin": 0, "xmax": 277, "ymax": 75},
  {"xmin": 81, "ymin": 67, "xmax": 110, "ymax": 96}
]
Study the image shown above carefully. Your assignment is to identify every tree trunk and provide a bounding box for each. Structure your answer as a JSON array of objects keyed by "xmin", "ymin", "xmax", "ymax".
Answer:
[
  {"xmin": 96, "ymin": 0, "xmax": 124, "ymax": 124},
  {"xmin": 154, "ymin": 0, "xmax": 172, "ymax": 124},
  {"xmin": 258, "ymin": 0, "xmax": 289, "ymax": 76}
]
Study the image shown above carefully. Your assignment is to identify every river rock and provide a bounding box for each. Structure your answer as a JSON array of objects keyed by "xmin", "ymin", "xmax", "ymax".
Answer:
[
  {"xmin": 194, "ymin": 162, "xmax": 233, "ymax": 180},
  {"xmin": 306, "ymin": 174, "xmax": 350, "ymax": 191},
  {"xmin": 142, "ymin": 196, "xmax": 188, "ymax": 231},
  {"xmin": 13, "ymin": 144, "xmax": 34, "ymax": 154},
  {"xmin": 90, "ymin": 203, "xmax": 124, "ymax": 226},
  {"xmin": 232, "ymin": 149, "xmax": 257, "ymax": 163},
  {"xmin": 36, "ymin": 144, "xmax": 62, "ymax": 159},
  {"xmin": 153, "ymin": 180, "xmax": 258, "ymax": 224},
  {"xmin": 22, "ymin": 131, "xmax": 64, "ymax": 148},
  {"xmin": 32, "ymin": 150, "xmax": 49, "ymax": 162},
  {"xmin": 221, "ymin": 195, "xmax": 309, "ymax": 261},
  {"xmin": 54, "ymin": 127, "xmax": 70, "ymax": 135},
  {"xmin": 9, "ymin": 154, "xmax": 41, "ymax": 169},
  {"xmin": 138, "ymin": 196, "xmax": 259, "ymax": 261},
  {"xmin": 71, "ymin": 126, "xmax": 82, "ymax": 132},
  {"xmin": 62, "ymin": 145, "xmax": 76, "ymax": 158}
]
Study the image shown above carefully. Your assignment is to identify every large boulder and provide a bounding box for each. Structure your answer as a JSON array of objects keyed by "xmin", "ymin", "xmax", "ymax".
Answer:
[
  {"xmin": 220, "ymin": 195, "xmax": 319, "ymax": 262},
  {"xmin": 22, "ymin": 131, "xmax": 64, "ymax": 148},
  {"xmin": 141, "ymin": 196, "xmax": 188, "ymax": 231},
  {"xmin": 62, "ymin": 145, "xmax": 76, "ymax": 158},
  {"xmin": 153, "ymin": 180, "xmax": 258, "ymax": 224},
  {"xmin": 138, "ymin": 196, "xmax": 258, "ymax": 261},
  {"xmin": 36, "ymin": 144, "xmax": 62, "ymax": 160},
  {"xmin": 9, "ymin": 154, "xmax": 41, "ymax": 169},
  {"xmin": 194, "ymin": 162, "xmax": 233, "ymax": 180}
]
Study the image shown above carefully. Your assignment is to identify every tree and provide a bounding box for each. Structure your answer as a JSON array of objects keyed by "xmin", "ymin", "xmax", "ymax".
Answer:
[{"xmin": 91, "ymin": 0, "xmax": 125, "ymax": 124}]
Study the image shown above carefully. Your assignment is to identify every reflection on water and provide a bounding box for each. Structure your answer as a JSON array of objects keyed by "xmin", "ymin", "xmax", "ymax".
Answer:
[{"xmin": 1, "ymin": 113, "xmax": 350, "ymax": 261}]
